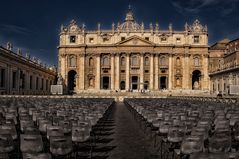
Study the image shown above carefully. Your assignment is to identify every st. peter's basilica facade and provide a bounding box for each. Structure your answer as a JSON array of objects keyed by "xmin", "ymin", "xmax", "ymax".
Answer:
[{"xmin": 58, "ymin": 7, "xmax": 209, "ymax": 94}]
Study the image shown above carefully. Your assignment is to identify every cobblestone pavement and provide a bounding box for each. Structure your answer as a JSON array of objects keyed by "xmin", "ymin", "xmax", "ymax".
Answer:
[{"xmin": 107, "ymin": 102, "xmax": 157, "ymax": 159}]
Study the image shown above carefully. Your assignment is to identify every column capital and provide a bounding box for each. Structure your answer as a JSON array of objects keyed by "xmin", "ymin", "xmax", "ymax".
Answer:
[
  {"xmin": 60, "ymin": 54, "xmax": 67, "ymax": 58},
  {"xmin": 184, "ymin": 53, "xmax": 190, "ymax": 57},
  {"xmin": 115, "ymin": 52, "xmax": 120, "ymax": 56},
  {"xmin": 78, "ymin": 53, "xmax": 85, "ymax": 57},
  {"xmin": 95, "ymin": 53, "xmax": 101, "ymax": 57}
]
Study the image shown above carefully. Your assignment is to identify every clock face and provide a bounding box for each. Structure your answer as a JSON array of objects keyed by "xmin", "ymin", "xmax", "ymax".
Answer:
[{"xmin": 70, "ymin": 25, "xmax": 77, "ymax": 32}]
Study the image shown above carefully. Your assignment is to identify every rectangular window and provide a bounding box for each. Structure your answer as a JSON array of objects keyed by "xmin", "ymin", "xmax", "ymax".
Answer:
[
  {"xmin": 121, "ymin": 70, "xmax": 125, "ymax": 73},
  {"xmin": 161, "ymin": 37, "xmax": 167, "ymax": 42},
  {"xmin": 89, "ymin": 38, "xmax": 94, "ymax": 43},
  {"xmin": 103, "ymin": 38, "xmax": 109, "ymax": 42},
  {"xmin": 103, "ymin": 70, "xmax": 108, "ymax": 73},
  {"xmin": 70, "ymin": 36, "xmax": 76, "ymax": 43},
  {"xmin": 121, "ymin": 37, "xmax": 125, "ymax": 41},
  {"xmin": 12, "ymin": 72, "xmax": 17, "ymax": 89},
  {"xmin": 194, "ymin": 36, "xmax": 200, "ymax": 43},
  {"xmin": 176, "ymin": 38, "xmax": 181, "ymax": 43},
  {"xmin": 145, "ymin": 37, "xmax": 149, "ymax": 41},
  {"xmin": 144, "ymin": 70, "xmax": 149, "ymax": 73},
  {"xmin": 0, "ymin": 68, "xmax": 5, "ymax": 87},
  {"xmin": 30, "ymin": 76, "xmax": 33, "ymax": 90}
]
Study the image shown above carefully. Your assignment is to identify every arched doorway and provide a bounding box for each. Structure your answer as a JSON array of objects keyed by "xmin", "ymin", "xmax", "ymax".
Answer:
[
  {"xmin": 120, "ymin": 81, "xmax": 125, "ymax": 90},
  {"xmin": 192, "ymin": 70, "xmax": 201, "ymax": 90},
  {"xmin": 131, "ymin": 76, "xmax": 139, "ymax": 90},
  {"xmin": 68, "ymin": 70, "xmax": 77, "ymax": 94}
]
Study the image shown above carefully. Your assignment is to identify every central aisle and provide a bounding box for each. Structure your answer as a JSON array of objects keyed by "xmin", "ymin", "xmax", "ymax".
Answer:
[{"xmin": 108, "ymin": 102, "xmax": 156, "ymax": 159}]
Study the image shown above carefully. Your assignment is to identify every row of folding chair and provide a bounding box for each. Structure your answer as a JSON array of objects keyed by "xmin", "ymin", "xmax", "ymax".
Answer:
[
  {"xmin": 125, "ymin": 98, "xmax": 239, "ymax": 159},
  {"xmin": 0, "ymin": 97, "xmax": 114, "ymax": 159}
]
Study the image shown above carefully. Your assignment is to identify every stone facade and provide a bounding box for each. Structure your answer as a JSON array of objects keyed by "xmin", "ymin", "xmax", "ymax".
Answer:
[
  {"xmin": 0, "ymin": 45, "xmax": 56, "ymax": 95},
  {"xmin": 58, "ymin": 7, "xmax": 210, "ymax": 94},
  {"xmin": 209, "ymin": 38, "xmax": 239, "ymax": 95}
]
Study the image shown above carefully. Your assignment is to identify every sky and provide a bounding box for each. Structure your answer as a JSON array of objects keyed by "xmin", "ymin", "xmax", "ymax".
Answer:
[{"xmin": 0, "ymin": 0, "xmax": 239, "ymax": 65}]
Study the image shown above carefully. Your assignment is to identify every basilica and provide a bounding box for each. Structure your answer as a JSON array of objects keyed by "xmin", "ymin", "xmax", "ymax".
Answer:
[{"xmin": 58, "ymin": 7, "xmax": 209, "ymax": 94}]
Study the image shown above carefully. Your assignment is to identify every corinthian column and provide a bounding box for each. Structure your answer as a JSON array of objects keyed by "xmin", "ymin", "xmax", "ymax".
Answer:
[
  {"xmin": 140, "ymin": 54, "xmax": 144, "ymax": 90},
  {"xmin": 154, "ymin": 54, "xmax": 159, "ymax": 90},
  {"xmin": 79, "ymin": 54, "xmax": 85, "ymax": 90},
  {"xmin": 115, "ymin": 53, "xmax": 120, "ymax": 90},
  {"xmin": 126, "ymin": 53, "xmax": 130, "ymax": 90},
  {"xmin": 95, "ymin": 54, "xmax": 101, "ymax": 90},
  {"xmin": 150, "ymin": 54, "xmax": 154, "ymax": 90},
  {"xmin": 111, "ymin": 54, "xmax": 115, "ymax": 90}
]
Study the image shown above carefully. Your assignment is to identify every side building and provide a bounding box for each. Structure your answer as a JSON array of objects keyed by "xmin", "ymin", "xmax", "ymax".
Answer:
[
  {"xmin": 58, "ymin": 7, "xmax": 210, "ymax": 94},
  {"xmin": 209, "ymin": 38, "xmax": 239, "ymax": 95},
  {"xmin": 0, "ymin": 45, "xmax": 56, "ymax": 95}
]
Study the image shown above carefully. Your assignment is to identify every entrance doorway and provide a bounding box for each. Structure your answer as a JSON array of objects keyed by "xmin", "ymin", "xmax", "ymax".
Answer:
[
  {"xmin": 120, "ymin": 81, "xmax": 125, "ymax": 90},
  {"xmin": 68, "ymin": 70, "xmax": 77, "ymax": 94},
  {"xmin": 192, "ymin": 70, "xmax": 201, "ymax": 90},
  {"xmin": 102, "ymin": 76, "xmax": 110, "ymax": 89},
  {"xmin": 131, "ymin": 76, "xmax": 139, "ymax": 90},
  {"xmin": 160, "ymin": 76, "xmax": 167, "ymax": 89}
]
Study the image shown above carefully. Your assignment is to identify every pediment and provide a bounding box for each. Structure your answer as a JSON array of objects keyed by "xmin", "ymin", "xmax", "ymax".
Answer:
[{"xmin": 116, "ymin": 35, "xmax": 155, "ymax": 46}]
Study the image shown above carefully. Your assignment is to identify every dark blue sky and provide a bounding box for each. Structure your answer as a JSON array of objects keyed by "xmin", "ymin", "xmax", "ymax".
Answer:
[{"xmin": 0, "ymin": 0, "xmax": 239, "ymax": 65}]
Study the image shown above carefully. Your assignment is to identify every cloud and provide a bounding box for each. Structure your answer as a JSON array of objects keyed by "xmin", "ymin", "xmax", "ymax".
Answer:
[
  {"xmin": 171, "ymin": 0, "xmax": 239, "ymax": 16},
  {"xmin": 0, "ymin": 24, "xmax": 32, "ymax": 35}
]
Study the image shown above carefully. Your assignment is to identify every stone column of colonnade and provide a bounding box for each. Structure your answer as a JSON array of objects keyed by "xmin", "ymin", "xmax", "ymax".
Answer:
[
  {"xmin": 95, "ymin": 54, "xmax": 101, "ymax": 90},
  {"xmin": 154, "ymin": 54, "xmax": 159, "ymax": 90},
  {"xmin": 140, "ymin": 54, "xmax": 144, "ymax": 90},
  {"xmin": 149, "ymin": 54, "xmax": 154, "ymax": 90},
  {"xmin": 111, "ymin": 54, "xmax": 115, "ymax": 90},
  {"xmin": 126, "ymin": 54, "xmax": 130, "ymax": 90},
  {"xmin": 202, "ymin": 54, "xmax": 209, "ymax": 90},
  {"xmin": 168, "ymin": 54, "xmax": 172, "ymax": 89},
  {"xmin": 115, "ymin": 54, "xmax": 120, "ymax": 90}
]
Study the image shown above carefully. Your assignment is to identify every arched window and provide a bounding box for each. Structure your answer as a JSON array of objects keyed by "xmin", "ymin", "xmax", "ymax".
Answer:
[
  {"xmin": 69, "ymin": 55, "xmax": 76, "ymax": 67},
  {"xmin": 121, "ymin": 56, "xmax": 126, "ymax": 66},
  {"xmin": 89, "ymin": 57, "xmax": 93, "ymax": 67},
  {"xmin": 102, "ymin": 56, "xmax": 109, "ymax": 66},
  {"xmin": 194, "ymin": 57, "xmax": 200, "ymax": 66},
  {"xmin": 131, "ymin": 55, "xmax": 139, "ymax": 66},
  {"xmin": 144, "ymin": 56, "xmax": 149, "ymax": 66},
  {"xmin": 176, "ymin": 57, "xmax": 180, "ymax": 66}
]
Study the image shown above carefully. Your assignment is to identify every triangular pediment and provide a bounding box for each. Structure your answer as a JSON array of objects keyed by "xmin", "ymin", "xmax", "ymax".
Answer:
[{"xmin": 116, "ymin": 35, "xmax": 155, "ymax": 46}]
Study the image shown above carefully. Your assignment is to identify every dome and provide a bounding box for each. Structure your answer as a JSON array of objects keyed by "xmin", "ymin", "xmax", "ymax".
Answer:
[{"xmin": 118, "ymin": 6, "xmax": 141, "ymax": 31}]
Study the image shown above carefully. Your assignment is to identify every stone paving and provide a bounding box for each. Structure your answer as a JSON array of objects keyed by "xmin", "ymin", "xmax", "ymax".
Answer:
[{"xmin": 106, "ymin": 102, "xmax": 157, "ymax": 159}]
